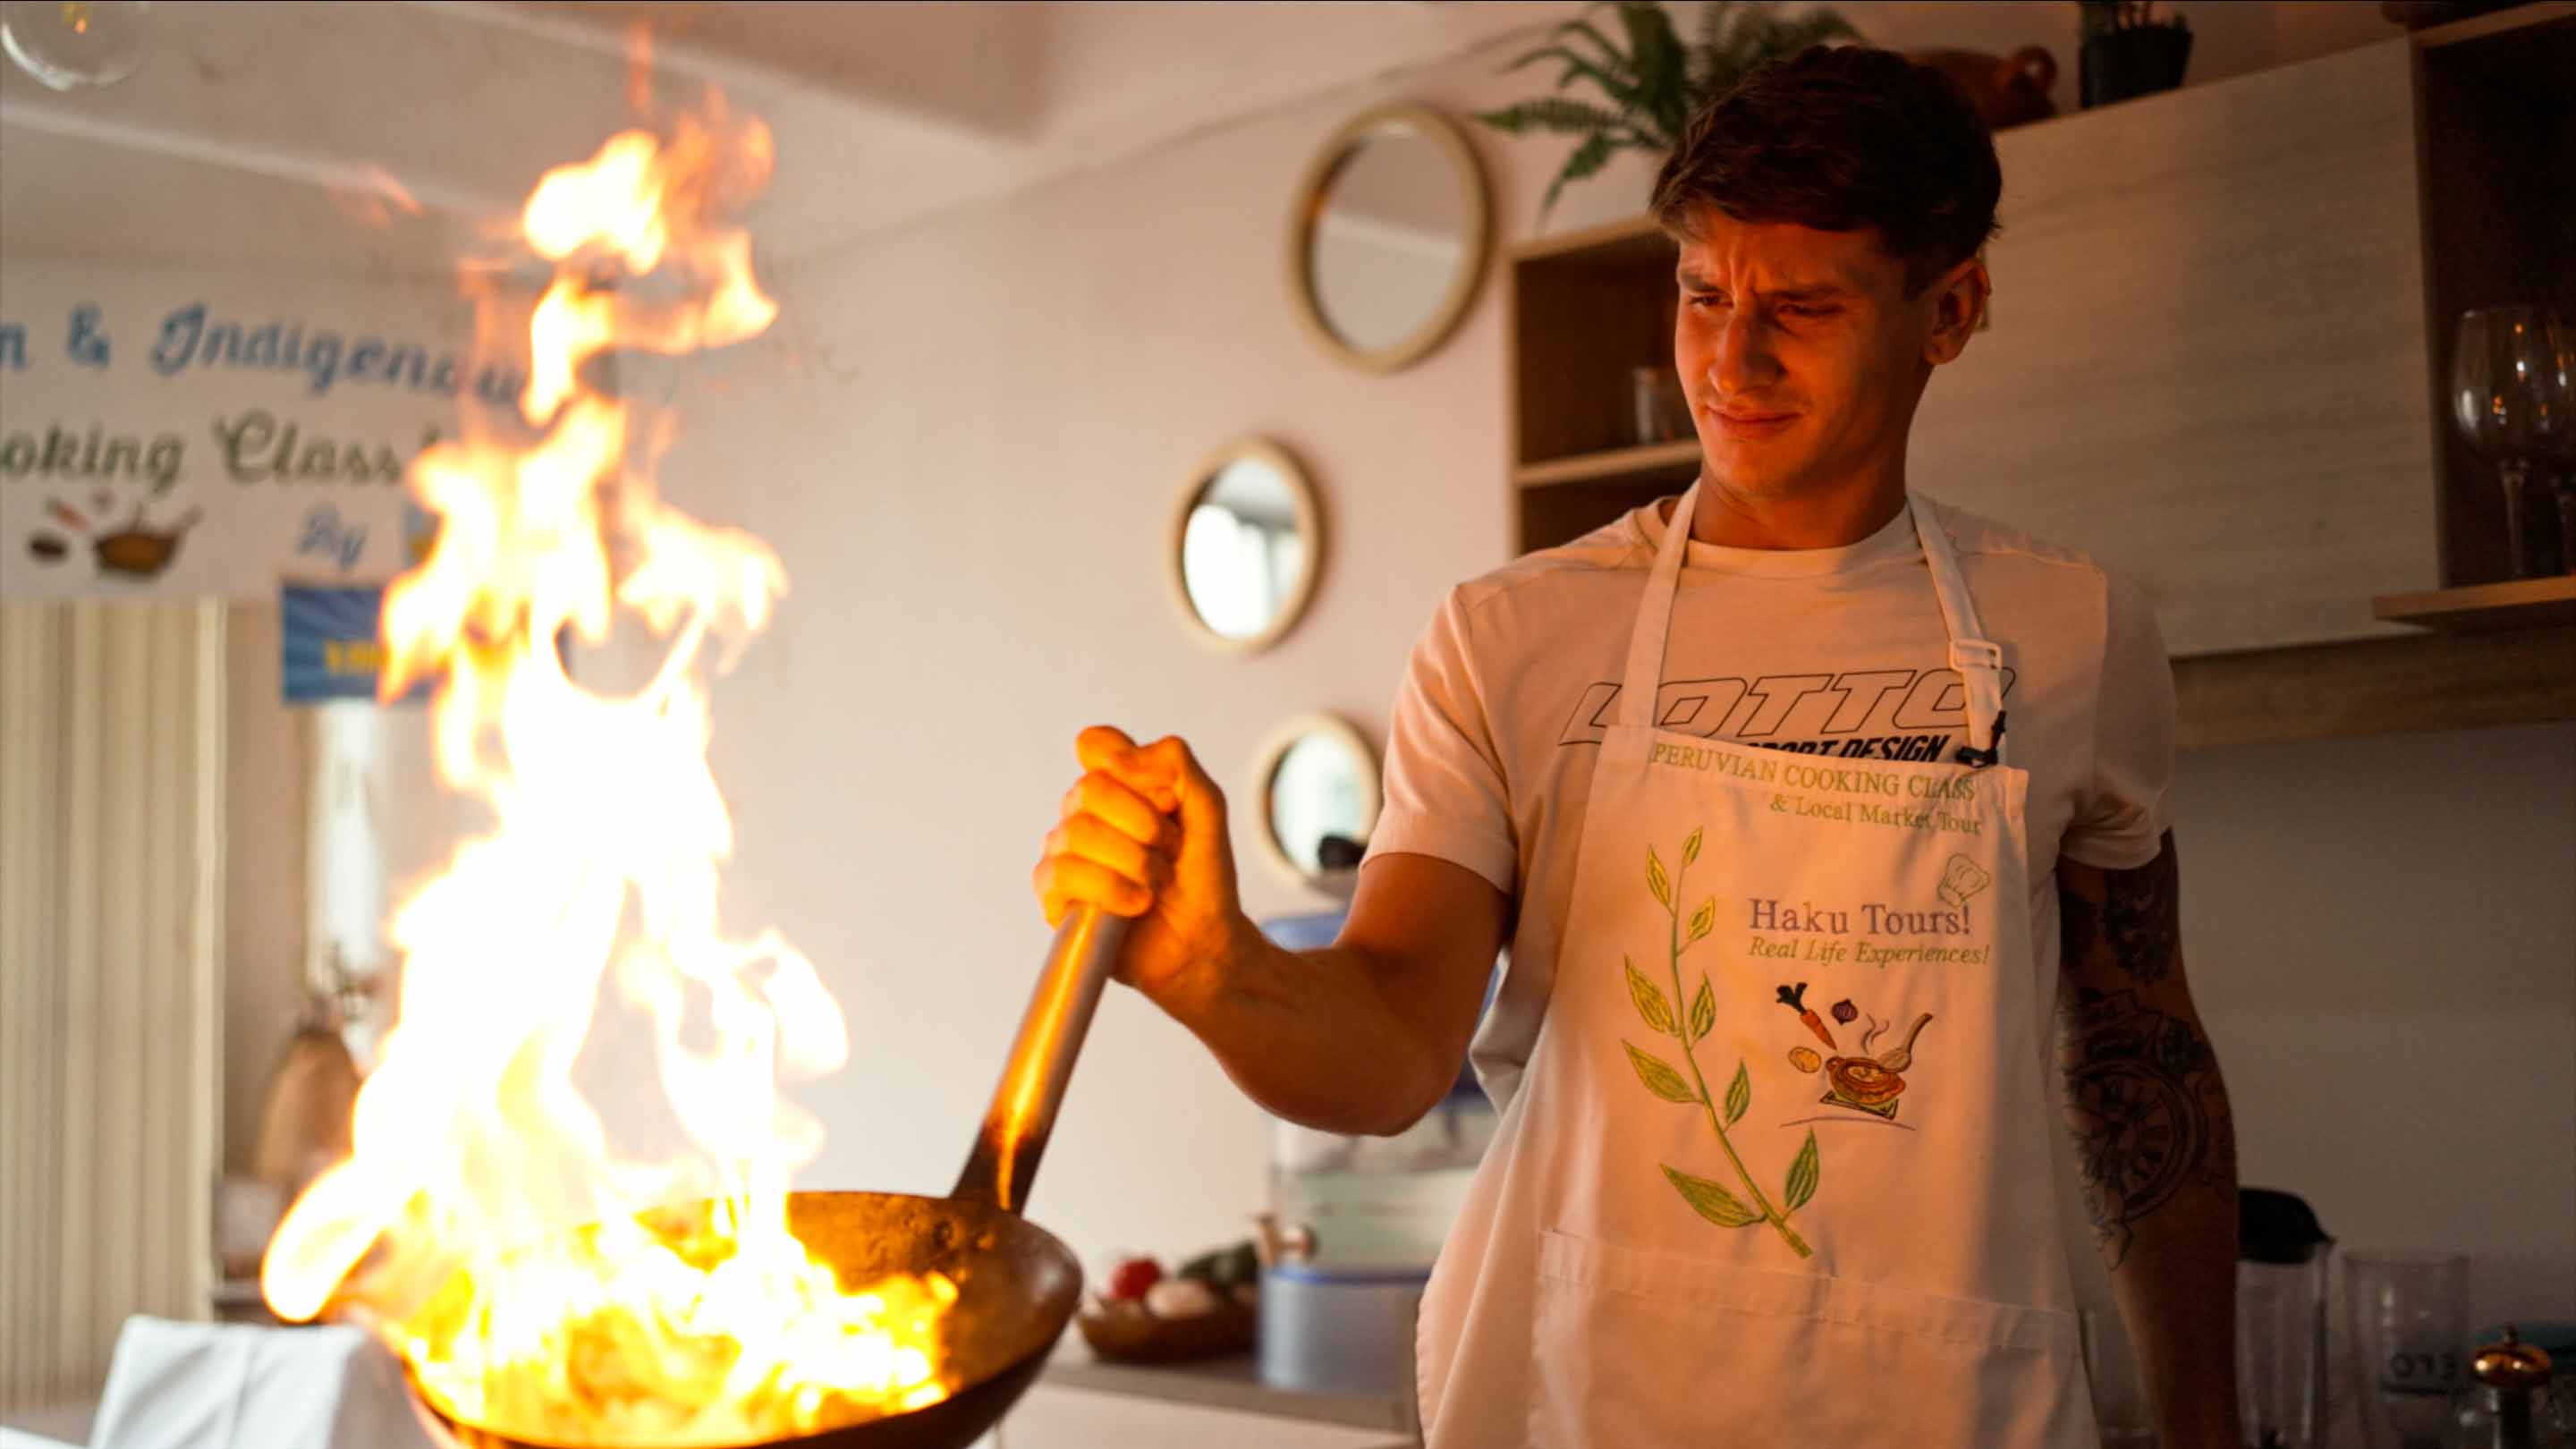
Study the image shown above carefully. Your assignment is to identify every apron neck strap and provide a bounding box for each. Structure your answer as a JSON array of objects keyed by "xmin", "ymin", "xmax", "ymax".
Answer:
[
  {"xmin": 1614, "ymin": 481, "xmax": 1701, "ymax": 730},
  {"xmin": 1910, "ymin": 495, "xmax": 2008, "ymax": 766},
  {"xmin": 1615, "ymin": 485, "xmax": 2009, "ymax": 765}
]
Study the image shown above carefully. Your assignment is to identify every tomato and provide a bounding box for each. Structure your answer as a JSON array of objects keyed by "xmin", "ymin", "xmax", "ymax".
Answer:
[{"xmin": 1105, "ymin": 1256, "xmax": 1163, "ymax": 1301}]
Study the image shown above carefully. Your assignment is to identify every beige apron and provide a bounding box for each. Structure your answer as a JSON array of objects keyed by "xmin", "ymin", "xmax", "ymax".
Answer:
[{"xmin": 1416, "ymin": 483, "xmax": 2094, "ymax": 1446}]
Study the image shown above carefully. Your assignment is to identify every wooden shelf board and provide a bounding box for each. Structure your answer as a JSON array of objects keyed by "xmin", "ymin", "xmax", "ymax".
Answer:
[
  {"xmin": 2174, "ymin": 624, "xmax": 2576, "ymax": 750},
  {"xmin": 1515, "ymin": 441, "xmax": 1700, "ymax": 489},
  {"xmin": 2409, "ymin": 0, "xmax": 2576, "ymax": 48},
  {"xmin": 2373, "ymin": 575, "xmax": 2576, "ymax": 630}
]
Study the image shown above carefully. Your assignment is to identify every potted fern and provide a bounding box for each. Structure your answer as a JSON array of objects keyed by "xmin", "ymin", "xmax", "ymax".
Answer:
[{"xmin": 1473, "ymin": 1, "xmax": 1860, "ymax": 220}]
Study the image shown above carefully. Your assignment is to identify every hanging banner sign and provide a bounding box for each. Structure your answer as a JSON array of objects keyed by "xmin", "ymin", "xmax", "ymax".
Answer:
[{"xmin": 0, "ymin": 262, "xmax": 528, "ymax": 599}]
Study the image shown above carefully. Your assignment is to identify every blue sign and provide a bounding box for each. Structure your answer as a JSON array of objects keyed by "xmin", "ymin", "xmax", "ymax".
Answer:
[{"xmin": 281, "ymin": 582, "xmax": 426, "ymax": 705}]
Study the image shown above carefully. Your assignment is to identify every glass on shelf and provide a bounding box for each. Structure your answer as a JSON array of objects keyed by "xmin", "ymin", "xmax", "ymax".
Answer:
[
  {"xmin": 2449, "ymin": 306, "xmax": 2575, "ymax": 580},
  {"xmin": 1627, "ymin": 366, "xmax": 1690, "ymax": 447}
]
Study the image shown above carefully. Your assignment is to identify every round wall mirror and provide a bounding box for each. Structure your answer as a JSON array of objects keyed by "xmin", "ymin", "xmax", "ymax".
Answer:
[
  {"xmin": 1169, "ymin": 437, "xmax": 1322, "ymax": 654},
  {"xmin": 1250, "ymin": 714, "xmax": 1381, "ymax": 889},
  {"xmin": 1288, "ymin": 103, "xmax": 1490, "ymax": 373}
]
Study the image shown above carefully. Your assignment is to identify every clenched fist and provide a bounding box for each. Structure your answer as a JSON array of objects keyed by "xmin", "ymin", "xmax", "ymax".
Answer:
[{"xmin": 1031, "ymin": 725, "xmax": 1248, "ymax": 1013}]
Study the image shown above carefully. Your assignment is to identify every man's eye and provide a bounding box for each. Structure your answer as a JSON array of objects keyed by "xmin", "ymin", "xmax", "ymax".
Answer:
[
  {"xmin": 1687, "ymin": 293, "xmax": 1727, "ymax": 309},
  {"xmin": 1782, "ymin": 305, "xmax": 1836, "ymax": 319}
]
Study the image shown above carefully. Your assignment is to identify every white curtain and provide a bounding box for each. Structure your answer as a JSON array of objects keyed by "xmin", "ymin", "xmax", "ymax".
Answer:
[{"xmin": 0, "ymin": 598, "xmax": 225, "ymax": 1412}]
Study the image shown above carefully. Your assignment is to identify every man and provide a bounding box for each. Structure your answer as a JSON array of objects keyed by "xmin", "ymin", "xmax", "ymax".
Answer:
[{"xmin": 1033, "ymin": 46, "xmax": 2239, "ymax": 1446}]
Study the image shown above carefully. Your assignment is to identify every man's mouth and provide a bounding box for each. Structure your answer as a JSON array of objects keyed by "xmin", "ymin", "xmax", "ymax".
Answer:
[{"xmin": 1707, "ymin": 408, "xmax": 1796, "ymax": 439}]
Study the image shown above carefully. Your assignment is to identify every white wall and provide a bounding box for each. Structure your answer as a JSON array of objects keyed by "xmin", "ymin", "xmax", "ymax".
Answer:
[
  {"xmin": 597, "ymin": 0, "xmax": 2573, "ymax": 1335},
  {"xmin": 2175, "ymin": 723, "xmax": 2576, "ymax": 1326}
]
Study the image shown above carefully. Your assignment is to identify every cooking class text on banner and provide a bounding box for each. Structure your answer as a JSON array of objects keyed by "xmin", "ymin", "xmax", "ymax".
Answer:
[{"xmin": 1, "ymin": 263, "xmax": 533, "ymax": 600}]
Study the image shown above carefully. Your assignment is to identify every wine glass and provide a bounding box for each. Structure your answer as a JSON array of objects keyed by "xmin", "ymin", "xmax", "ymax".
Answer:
[
  {"xmin": 2540, "ymin": 317, "xmax": 2576, "ymax": 575},
  {"xmin": 2451, "ymin": 306, "xmax": 2576, "ymax": 580}
]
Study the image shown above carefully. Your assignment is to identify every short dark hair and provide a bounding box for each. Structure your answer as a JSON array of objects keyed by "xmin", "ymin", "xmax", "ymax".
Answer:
[{"xmin": 1651, "ymin": 45, "xmax": 2002, "ymax": 299}]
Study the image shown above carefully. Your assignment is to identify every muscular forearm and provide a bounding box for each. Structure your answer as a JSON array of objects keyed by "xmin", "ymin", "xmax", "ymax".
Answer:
[
  {"xmin": 1160, "ymin": 912, "xmax": 1460, "ymax": 1137},
  {"xmin": 2057, "ymin": 833, "xmax": 2243, "ymax": 1447},
  {"xmin": 2078, "ymin": 1032, "xmax": 2242, "ymax": 1445}
]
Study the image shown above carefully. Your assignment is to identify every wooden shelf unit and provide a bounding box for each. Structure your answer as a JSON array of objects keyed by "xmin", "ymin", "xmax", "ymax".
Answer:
[{"xmin": 1504, "ymin": 216, "xmax": 1683, "ymax": 553}]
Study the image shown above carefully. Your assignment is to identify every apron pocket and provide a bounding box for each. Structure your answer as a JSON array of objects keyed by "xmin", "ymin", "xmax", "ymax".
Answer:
[{"xmin": 1528, "ymin": 1228, "xmax": 2090, "ymax": 1449}]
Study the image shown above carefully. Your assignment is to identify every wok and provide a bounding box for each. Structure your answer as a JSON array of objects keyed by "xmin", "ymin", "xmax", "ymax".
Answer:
[{"xmin": 407, "ymin": 906, "xmax": 1130, "ymax": 1449}]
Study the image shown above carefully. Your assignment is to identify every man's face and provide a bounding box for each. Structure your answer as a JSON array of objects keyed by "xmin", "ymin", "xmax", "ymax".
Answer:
[{"xmin": 1672, "ymin": 207, "xmax": 1980, "ymax": 503}]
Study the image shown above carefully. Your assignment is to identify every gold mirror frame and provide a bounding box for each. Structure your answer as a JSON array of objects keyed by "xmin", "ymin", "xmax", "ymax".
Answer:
[
  {"xmin": 1248, "ymin": 712, "xmax": 1381, "ymax": 891},
  {"xmin": 1286, "ymin": 103, "xmax": 1492, "ymax": 375},
  {"xmin": 1165, "ymin": 436, "xmax": 1325, "ymax": 656}
]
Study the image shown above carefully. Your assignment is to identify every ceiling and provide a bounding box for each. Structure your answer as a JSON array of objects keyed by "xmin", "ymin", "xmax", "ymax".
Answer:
[{"xmin": 0, "ymin": 1, "xmax": 1580, "ymax": 282}]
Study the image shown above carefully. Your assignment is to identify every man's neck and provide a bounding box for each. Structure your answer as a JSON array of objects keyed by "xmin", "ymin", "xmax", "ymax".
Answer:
[{"xmin": 1669, "ymin": 474, "xmax": 1910, "ymax": 551}]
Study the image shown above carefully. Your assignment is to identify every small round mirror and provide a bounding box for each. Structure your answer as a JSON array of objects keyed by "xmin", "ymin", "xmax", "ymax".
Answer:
[
  {"xmin": 1169, "ymin": 438, "xmax": 1321, "ymax": 654},
  {"xmin": 1290, "ymin": 104, "xmax": 1490, "ymax": 373},
  {"xmin": 1250, "ymin": 714, "xmax": 1380, "ymax": 889}
]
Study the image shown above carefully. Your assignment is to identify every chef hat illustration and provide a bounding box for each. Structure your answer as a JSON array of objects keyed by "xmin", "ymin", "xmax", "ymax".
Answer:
[{"xmin": 1937, "ymin": 853, "xmax": 1992, "ymax": 909}]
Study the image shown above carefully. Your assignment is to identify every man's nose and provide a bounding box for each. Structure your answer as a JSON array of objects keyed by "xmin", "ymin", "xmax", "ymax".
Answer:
[{"xmin": 1709, "ymin": 309, "xmax": 1784, "ymax": 398}]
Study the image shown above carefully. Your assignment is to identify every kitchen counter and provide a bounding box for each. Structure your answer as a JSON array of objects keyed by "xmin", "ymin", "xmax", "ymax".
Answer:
[{"xmin": 1036, "ymin": 1341, "xmax": 1416, "ymax": 1441}]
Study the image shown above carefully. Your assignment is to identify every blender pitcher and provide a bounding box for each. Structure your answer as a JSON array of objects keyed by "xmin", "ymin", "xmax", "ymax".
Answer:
[{"xmin": 2240, "ymin": 1187, "xmax": 2334, "ymax": 1448}]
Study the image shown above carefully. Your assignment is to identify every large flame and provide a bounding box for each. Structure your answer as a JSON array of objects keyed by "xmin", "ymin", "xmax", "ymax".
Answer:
[{"xmin": 261, "ymin": 101, "xmax": 954, "ymax": 1445}]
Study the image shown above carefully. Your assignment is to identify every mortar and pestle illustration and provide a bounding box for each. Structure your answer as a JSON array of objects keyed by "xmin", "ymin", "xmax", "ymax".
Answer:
[{"xmin": 93, "ymin": 508, "xmax": 201, "ymax": 579}]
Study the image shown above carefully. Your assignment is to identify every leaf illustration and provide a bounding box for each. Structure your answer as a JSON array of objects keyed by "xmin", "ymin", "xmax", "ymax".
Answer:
[
  {"xmin": 1687, "ymin": 975, "xmax": 1716, "ymax": 1042},
  {"xmin": 1647, "ymin": 844, "xmax": 1672, "ymax": 908},
  {"xmin": 1662, "ymin": 1163, "xmax": 1762, "ymax": 1228},
  {"xmin": 1784, "ymin": 1129, "xmax": 1821, "ymax": 1212},
  {"xmin": 1623, "ymin": 1040, "xmax": 1699, "ymax": 1104},
  {"xmin": 1723, "ymin": 1060, "xmax": 1750, "ymax": 1125},
  {"xmin": 1687, "ymin": 895, "xmax": 1716, "ymax": 945},
  {"xmin": 1682, "ymin": 826, "xmax": 1703, "ymax": 867},
  {"xmin": 1623, "ymin": 954, "xmax": 1677, "ymax": 1036}
]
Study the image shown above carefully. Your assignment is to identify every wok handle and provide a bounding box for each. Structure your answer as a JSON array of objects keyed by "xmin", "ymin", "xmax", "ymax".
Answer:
[{"xmin": 953, "ymin": 903, "xmax": 1129, "ymax": 1215}]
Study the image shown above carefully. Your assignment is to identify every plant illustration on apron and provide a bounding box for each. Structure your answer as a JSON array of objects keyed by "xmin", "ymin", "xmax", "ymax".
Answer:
[{"xmin": 1615, "ymin": 825, "xmax": 1823, "ymax": 1260}]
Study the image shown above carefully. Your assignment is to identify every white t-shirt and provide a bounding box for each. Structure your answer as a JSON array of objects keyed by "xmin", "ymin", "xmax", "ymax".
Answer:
[{"xmin": 1366, "ymin": 494, "xmax": 2175, "ymax": 1110}]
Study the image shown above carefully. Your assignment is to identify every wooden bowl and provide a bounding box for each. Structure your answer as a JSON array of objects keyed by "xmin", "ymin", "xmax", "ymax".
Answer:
[{"xmin": 1074, "ymin": 1298, "xmax": 1257, "ymax": 1365}]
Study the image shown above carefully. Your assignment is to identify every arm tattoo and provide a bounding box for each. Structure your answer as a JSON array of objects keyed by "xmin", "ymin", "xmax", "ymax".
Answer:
[
  {"xmin": 2056, "ymin": 833, "xmax": 2232, "ymax": 1267},
  {"xmin": 2058, "ymin": 988, "xmax": 2233, "ymax": 1267},
  {"xmin": 2060, "ymin": 831, "xmax": 2179, "ymax": 984}
]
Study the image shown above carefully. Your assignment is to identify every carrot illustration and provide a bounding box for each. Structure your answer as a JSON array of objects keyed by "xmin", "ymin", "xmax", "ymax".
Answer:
[{"xmin": 1775, "ymin": 982, "xmax": 1838, "ymax": 1050}]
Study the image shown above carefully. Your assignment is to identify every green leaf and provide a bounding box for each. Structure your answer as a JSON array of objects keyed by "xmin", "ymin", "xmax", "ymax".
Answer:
[
  {"xmin": 1723, "ymin": 1060, "xmax": 1750, "ymax": 1125},
  {"xmin": 1555, "ymin": 18, "xmax": 1642, "ymax": 83},
  {"xmin": 1688, "ymin": 975, "xmax": 1716, "ymax": 1042},
  {"xmin": 1471, "ymin": 97, "xmax": 1630, "ymax": 138},
  {"xmin": 1540, "ymin": 128, "xmax": 1619, "ymax": 221},
  {"xmin": 1784, "ymin": 1129, "xmax": 1821, "ymax": 1212},
  {"xmin": 1662, "ymin": 1163, "xmax": 1762, "ymax": 1227},
  {"xmin": 1646, "ymin": 843, "xmax": 1672, "ymax": 908},
  {"xmin": 1502, "ymin": 45, "xmax": 1643, "ymax": 111},
  {"xmin": 1623, "ymin": 954, "xmax": 1678, "ymax": 1036},
  {"xmin": 1681, "ymin": 826, "xmax": 1703, "ymax": 867},
  {"xmin": 1623, "ymin": 1040, "xmax": 1699, "ymax": 1104},
  {"xmin": 1687, "ymin": 895, "xmax": 1716, "ymax": 945},
  {"xmin": 1614, "ymin": 2, "xmax": 1686, "ymax": 140}
]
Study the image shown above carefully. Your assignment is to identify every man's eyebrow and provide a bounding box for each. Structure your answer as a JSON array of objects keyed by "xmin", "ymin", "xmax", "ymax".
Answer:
[{"xmin": 1674, "ymin": 269, "xmax": 1850, "ymax": 301}]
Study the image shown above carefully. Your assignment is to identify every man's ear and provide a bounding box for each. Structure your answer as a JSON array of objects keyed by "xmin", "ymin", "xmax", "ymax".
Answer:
[{"xmin": 1924, "ymin": 256, "xmax": 1988, "ymax": 366}]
